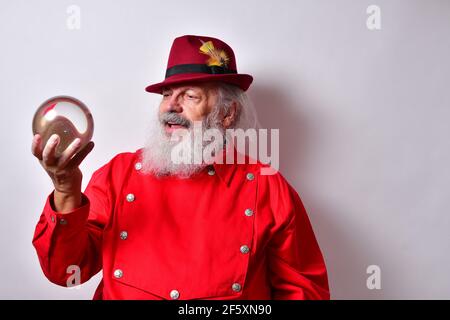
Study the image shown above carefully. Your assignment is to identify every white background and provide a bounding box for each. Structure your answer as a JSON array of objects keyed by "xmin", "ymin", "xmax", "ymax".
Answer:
[{"xmin": 1, "ymin": 0, "xmax": 449, "ymax": 299}]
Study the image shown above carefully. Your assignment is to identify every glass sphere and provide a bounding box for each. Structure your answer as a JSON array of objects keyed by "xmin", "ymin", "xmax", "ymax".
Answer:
[{"xmin": 32, "ymin": 96, "xmax": 94, "ymax": 158}]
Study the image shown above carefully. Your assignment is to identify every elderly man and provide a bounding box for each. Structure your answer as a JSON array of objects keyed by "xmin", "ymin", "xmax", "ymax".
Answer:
[{"xmin": 31, "ymin": 35, "xmax": 330, "ymax": 300}]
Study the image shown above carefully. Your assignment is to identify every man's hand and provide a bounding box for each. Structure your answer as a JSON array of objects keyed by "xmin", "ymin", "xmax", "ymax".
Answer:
[{"xmin": 31, "ymin": 133, "xmax": 94, "ymax": 213}]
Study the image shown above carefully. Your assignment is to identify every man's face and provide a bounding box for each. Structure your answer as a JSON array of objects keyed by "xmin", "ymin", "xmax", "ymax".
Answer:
[
  {"xmin": 143, "ymin": 82, "xmax": 237, "ymax": 177},
  {"xmin": 159, "ymin": 82, "xmax": 218, "ymax": 135}
]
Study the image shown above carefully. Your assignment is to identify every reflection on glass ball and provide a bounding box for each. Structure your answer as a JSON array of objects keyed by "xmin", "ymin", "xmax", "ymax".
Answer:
[{"xmin": 32, "ymin": 96, "xmax": 94, "ymax": 158}]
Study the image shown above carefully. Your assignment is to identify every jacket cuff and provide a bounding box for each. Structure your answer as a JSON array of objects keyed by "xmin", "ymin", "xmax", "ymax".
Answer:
[{"xmin": 43, "ymin": 190, "xmax": 90, "ymax": 230}]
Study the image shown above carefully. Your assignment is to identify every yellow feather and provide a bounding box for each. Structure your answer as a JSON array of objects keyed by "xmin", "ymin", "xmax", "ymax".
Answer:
[
  {"xmin": 199, "ymin": 40, "xmax": 229, "ymax": 67},
  {"xmin": 199, "ymin": 41, "xmax": 215, "ymax": 55}
]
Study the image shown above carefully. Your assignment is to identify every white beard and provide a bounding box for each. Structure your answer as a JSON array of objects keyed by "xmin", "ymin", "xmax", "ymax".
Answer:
[{"xmin": 141, "ymin": 113, "xmax": 226, "ymax": 179}]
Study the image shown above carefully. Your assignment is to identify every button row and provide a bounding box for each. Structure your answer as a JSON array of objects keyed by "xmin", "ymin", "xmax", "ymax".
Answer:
[
  {"xmin": 205, "ymin": 167, "xmax": 255, "ymax": 181},
  {"xmin": 112, "ymin": 269, "xmax": 243, "ymax": 296},
  {"xmin": 117, "ymin": 165, "xmax": 251, "ymax": 297},
  {"xmin": 50, "ymin": 215, "xmax": 68, "ymax": 225}
]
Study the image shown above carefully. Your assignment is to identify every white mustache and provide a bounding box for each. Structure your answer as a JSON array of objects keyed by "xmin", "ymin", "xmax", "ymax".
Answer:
[{"xmin": 159, "ymin": 112, "xmax": 191, "ymax": 128}]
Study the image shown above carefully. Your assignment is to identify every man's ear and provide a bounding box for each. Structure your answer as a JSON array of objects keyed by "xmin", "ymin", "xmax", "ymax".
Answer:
[{"xmin": 222, "ymin": 101, "xmax": 238, "ymax": 129}]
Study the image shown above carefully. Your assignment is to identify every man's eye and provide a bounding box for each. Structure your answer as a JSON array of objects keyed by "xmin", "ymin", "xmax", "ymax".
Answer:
[{"xmin": 186, "ymin": 94, "xmax": 198, "ymax": 99}]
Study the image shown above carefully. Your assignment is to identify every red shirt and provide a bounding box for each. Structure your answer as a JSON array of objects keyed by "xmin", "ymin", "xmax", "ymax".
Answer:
[{"xmin": 32, "ymin": 148, "xmax": 329, "ymax": 300}]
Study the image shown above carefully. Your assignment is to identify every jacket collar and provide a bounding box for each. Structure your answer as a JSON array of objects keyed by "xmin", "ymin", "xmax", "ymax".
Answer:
[{"xmin": 137, "ymin": 145, "xmax": 243, "ymax": 187}]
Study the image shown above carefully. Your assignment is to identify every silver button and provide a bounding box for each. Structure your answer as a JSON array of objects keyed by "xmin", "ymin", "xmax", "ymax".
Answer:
[
  {"xmin": 246, "ymin": 173, "xmax": 255, "ymax": 181},
  {"xmin": 244, "ymin": 209, "xmax": 254, "ymax": 217},
  {"xmin": 170, "ymin": 289, "xmax": 180, "ymax": 300},
  {"xmin": 126, "ymin": 193, "xmax": 135, "ymax": 202},
  {"xmin": 208, "ymin": 169, "xmax": 215, "ymax": 176},
  {"xmin": 120, "ymin": 231, "xmax": 128, "ymax": 240},
  {"xmin": 134, "ymin": 162, "xmax": 142, "ymax": 171},
  {"xmin": 232, "ymin": 283, "xmax": 242, "ymax": 292},
  {"xmin": 240, "ymin": 245, "xmax": 250, "ymax": 254},
  {"xmin": 59, "ymin": 218, "xmax": 68, "ymax": 225},
  {"xmin": 51, "ymin": 216, "xmax": 55, "ymax": 223},
  {"xmin": 113, "ymin": 269, "xmax": 123, "ymax": 279}
]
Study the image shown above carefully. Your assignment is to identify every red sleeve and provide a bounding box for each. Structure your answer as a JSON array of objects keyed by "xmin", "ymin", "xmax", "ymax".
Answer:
[
  {"xmin": 267, "ymin": 174, "xmax": 330, "ymax": 300},
  {"xmin": 32, "ymin": 162, "xmax": 113, "ymax": 287}
]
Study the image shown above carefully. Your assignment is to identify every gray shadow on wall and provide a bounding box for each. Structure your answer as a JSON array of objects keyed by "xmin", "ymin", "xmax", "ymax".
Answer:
[
  {"xmin": 248, "ymin": 81, "xmax": 392, "ymax": 299},
  {"xmin": 247, "ymin": 83, "xmax": 309, "ymax": 178}
]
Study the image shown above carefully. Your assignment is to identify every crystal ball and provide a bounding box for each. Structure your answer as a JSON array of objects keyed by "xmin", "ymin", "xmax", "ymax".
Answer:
[{"xmin": 32, "ymin": 96, "xmax": 94, "ymax": 158}]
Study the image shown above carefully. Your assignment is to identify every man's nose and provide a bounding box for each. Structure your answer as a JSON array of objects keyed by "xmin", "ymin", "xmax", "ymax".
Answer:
[{"xmin": 164, "ymin": 95, "xmax": 183, "ymax": 113}]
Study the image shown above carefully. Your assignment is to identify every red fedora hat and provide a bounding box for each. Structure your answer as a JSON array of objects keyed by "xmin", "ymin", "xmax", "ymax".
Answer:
[{"xmin": 145, "ymin": 35, "xmax": 253, "ymax": 94}]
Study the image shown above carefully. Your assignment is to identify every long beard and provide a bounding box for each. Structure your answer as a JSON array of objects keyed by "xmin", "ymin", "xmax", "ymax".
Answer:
[{"xmin": 141, "ymin": 113, "xmax": 226, "ymax": 178}]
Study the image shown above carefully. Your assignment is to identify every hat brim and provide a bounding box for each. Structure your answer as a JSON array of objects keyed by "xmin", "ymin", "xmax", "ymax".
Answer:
[{"xmin": 145, "ymin": 73, "xmax": 253, "ymax": 94}]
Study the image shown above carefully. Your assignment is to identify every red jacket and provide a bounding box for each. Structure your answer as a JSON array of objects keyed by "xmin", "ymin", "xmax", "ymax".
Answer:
[{"xmin": 32, "ymin": 148, "xmax": 330, "ymax": 300}]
